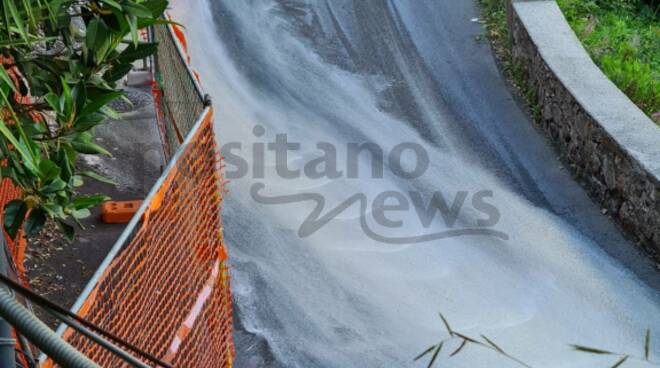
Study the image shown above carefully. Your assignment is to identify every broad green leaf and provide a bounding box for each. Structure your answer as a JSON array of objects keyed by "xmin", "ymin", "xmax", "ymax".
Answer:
[
  {"xmin": 100, "ymin": 0, "xmax": 122, "ymax": 10},
  {"xmin": 127, "ymin": 14, "xmax": 139, "ymax": 46},
  {"xmin": 4, "ymin": 199, "xmax": 27, "ymax": 239},
  {"xmin": 27, "ymin": 122, "xmax": 48, "ymax": 136},
  {"xmin": 109, "ymin": 6, "xmax": 130, "ymax": 33},
  {"xmin": 142, "ymin": 0, "xmax": 168, "ymax": 18},
  {"xmin": 78, "ymin": 91, "xmax": 123, "ymax": 118},
  {"xmin": 100, "ymin": 105, "xmax": 120, "ymax": 119},
  {"xmin": 40, "ymin": 178, "xmax": 67, "ymax": 194},
  {"xmin": 62, "ymin": 143, "xmax": 77, "ymax": 162},
  {"xmin": 117, "ymin": 42, "xmax": 157, "ymax": 64},
  {"xmin": 72, "ymin": 195, "xmax": 110, "ymax": 210},
  {"xmin": 60, "ymin": 78, "xmax": 74, "ymax": 122},
  {"xmin": 38, "ymin": 160, "xmax": 61, "ymax": 183},
  {"xmin": 74, "ymin": 112, "xmax": 106, "ymax": 132},
  {"xmin": 42, "ymin": 203, "xmax": 65, "ymax": 219},
  {"xmin": 71, "ymin": 141, "xmax": 112, "ymax": 156},
  {"xmin": 21, "ymin": 0, "xmax": 37, "ymax": 29},
  {"xmin": 0, "ymin": 120, "xmax": 39, "ymax": 176},
  {"xmin": 2, "ymin": 1, "xmax": 13, "ymax": 42},
  {"xmin": 25, "ymin": 208, "xmax": 46, "ymax": 237},
  {"xmin": 86, "ymin": 18, "xmax": 100, "ymax": 51},
  {"xmin": 91, "ymin": 19, "xmax": 112, "ymax": 61},
  {"xmin": 6, "ymin": 0, "xmax": 30, "ymax": 45},
  {"xmin": 123, "ymin": 2, "xmax": 153, "ymax": 18},
  {"xmin": 81, "ymin": 170, "xmax": 117, "ymax": 186},
  {"xmin": 55, "ymin": 219, "xmax": 74, "ymax": 241},
  {"xmin": 72, "ymin": 175, "xmax": 83, "ymax": 187},
  {"xmin": 74, "ymin": 82, "xmax": 87, "ymax": 113},
  {"xmin": 72, "ymin": 208, "xmax": 91, "ymax": 219},
  {"xmin": 56, "ymin": 145, "xmax": 75, "ymax": 183},
  {"xmin": 44, "ymin": 92, "xmax": 60, "ymax": 112},
  {"xmin": 0, "ymin": 66, "xmax": 17, "ymax": 93},
  {"xmin": 104, "ymin": 63, "xmax": 133, "ymax": 82}
]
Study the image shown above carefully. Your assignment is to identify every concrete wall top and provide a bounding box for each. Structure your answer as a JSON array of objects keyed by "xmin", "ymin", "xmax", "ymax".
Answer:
[{"xmin": 512, "ymin": 0, "xmax": 660, "ymax": 178}]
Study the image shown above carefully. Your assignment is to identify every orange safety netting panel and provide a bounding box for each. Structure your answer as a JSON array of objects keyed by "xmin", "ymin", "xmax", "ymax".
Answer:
[
  {"xmin": 0, "ymin": 177, "xmax": 27, "ymax": 279},
  {"xmin": 0, "ymin": 55, "xmax": 32, "ymax": 282},
  {"xmin": 44, "ymin": 107, "xmax": 233, "ymax": 367}
]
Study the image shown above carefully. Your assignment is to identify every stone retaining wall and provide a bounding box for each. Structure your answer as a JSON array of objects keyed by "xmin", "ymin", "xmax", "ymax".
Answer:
[{"xmin": 507, "ymin": 0, "xmax": 660, "ymax": 261}]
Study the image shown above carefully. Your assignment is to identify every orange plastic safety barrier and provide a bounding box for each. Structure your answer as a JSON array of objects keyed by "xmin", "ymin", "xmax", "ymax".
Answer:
[
  {"xmin": 44, "ymin": 107, "xmax": 233, "ymax": 367},
  {"xmin": 0, "ymin": 175, "xmax": 30, "ymax": 368},
  {"xmin": 40, "ymin": 18, "xmax": 234, "ymax": 367},
  {"xmin": 0, "ymin": 55, "xmax": 33, "ymax": 283},
  {"xmin": 0, "ymin": 177, "xmax": 27, "ymax": 281}
]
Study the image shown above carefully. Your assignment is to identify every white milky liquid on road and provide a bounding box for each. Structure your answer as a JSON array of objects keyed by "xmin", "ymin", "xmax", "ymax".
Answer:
[{"xmin": 173, "ymin": 1, "xmax": 660, "ymax": 367}]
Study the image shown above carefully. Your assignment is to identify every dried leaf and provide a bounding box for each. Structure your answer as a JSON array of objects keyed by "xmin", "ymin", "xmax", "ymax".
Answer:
[
  {"xmin": 481, "ymin": 335, "xmax": 505, "ymax": 354},
  {"xmin": 427, "ymin": 342, "xmax": 443, "ymax": 368},
  {"xmin": 454, "ymin": 332, "xmax": 479, "ymax": 344},
  {"xmin": 414, "ymin": 345, "xmax": 436, "ymax": 362},
  {"xmin": 438, "ymin": 313, "xmax": 453, "ymax": 336},
  {"xmin": 611, "ymin": 355, "xmax": 628, "ymax": 368},
  {"xmin": 449, "ymin": 340, "xmax": 467, "ymax": 358},
  {"xmin": 571, "ymin": 345, "xmax": 613, "ymax": 355}
]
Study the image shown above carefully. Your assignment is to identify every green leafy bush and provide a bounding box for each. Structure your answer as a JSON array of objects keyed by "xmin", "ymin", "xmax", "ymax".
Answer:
[
  {"xmin": 480, "ymin": 0, "xmax": 659, "ymax": 123},
  {"xmin": 0, "ymin": 0, "xmax": 168, "ymax": 239},
  {"xmin": 558, "ymin": 0, "xmax": 659, "ymax": 120}
]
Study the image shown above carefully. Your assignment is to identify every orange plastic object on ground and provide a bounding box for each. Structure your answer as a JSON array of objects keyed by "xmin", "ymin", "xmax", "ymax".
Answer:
[{"xmin": 101, "ymin": 200, "xmax": 143, "ymax": 224}]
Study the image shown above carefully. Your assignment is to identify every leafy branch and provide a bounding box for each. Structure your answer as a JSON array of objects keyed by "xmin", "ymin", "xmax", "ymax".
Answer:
[{"xmin": 0, "ymin": 0, "xmax": 169, "ymax": 240}]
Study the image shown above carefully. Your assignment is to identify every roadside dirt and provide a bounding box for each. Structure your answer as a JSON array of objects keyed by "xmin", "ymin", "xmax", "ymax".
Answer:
[{"xmin": 23, "ymin": 85, "xmax": 164, "ymax": 328}]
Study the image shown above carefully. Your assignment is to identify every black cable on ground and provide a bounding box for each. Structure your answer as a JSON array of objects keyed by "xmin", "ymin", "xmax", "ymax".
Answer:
[{"xmin": 0, "ymin": 273, "xmax": 173, "ymax": 368}]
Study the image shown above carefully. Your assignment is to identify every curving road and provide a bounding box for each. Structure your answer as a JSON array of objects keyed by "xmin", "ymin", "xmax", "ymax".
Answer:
[{"xmin": 173, "ymin": 1, "xmax": 660, "ymax": 367}]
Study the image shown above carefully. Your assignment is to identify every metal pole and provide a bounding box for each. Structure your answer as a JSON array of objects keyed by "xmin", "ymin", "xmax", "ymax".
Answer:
[
  {"xmin": 0, "ymin": 239, "xmax": 16, "ymax": 368},
  {"xmin": 0, "ymin": 287, "xmax": 99, "ymax": 368},
  {"xmin": 50, "ymin": 311, "xmax": 151, "ymax": 368},
  {"xmin": 0, "ymin": 316, "xmax": 15, "ymax": 368}
]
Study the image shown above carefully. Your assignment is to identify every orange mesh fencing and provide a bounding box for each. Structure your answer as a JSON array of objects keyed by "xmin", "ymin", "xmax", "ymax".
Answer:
[
  {"xmin": 44, "ymin": 107, "xmax": 233, "ymax": 367},
  {"xmin": 0, "ymin": 177, "xmax": 27, "ymax": 280},
  {"xmin": 0, "ymin": 55, "xmax": 33, "ymax": 283}
]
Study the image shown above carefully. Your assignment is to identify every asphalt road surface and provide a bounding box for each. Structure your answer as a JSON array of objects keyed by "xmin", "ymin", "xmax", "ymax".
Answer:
[{"xmin": 174, "ymin": 1, "xmax": 660, "ymax": 367}]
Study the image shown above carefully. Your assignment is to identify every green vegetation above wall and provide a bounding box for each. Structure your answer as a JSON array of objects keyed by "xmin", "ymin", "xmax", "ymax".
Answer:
[
  {"xmin": 558, "ymin": 0, "xmax": 659, "ymax": 121},
  {"xmin": 479, "ymin": 0, "xmax": 659, "ymax": 124}
]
